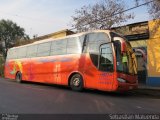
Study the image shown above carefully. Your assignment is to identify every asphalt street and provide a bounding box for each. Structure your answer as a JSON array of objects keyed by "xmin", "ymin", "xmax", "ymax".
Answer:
[{"xmin": 0, "ymin": 77, "xmax": 160, "ymax": 114}]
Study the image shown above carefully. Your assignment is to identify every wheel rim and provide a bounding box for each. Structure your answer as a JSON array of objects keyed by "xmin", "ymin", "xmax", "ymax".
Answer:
[{"xmin": 72, "ymin": 78, "xmax": 80, "ymax": 87}]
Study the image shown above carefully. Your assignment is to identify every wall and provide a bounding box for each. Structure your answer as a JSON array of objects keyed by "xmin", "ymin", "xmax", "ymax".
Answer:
[
  {"xmin": 130, "ymin": 40, "xmax": 147, "ymax": 48},
  {"xmin": 32, "ymin": 29, "xmax": 75, "ymax": 41},
  {"xmin": 147, "ymin": 19, "xmax": 160, "ymax": 86},
  {"xmin": 14, "ymin": 29, "xmax": 75, "ymax": 47}
]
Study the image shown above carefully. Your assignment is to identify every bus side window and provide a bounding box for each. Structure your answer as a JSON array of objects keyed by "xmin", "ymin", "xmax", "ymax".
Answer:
[
  {"xmin": 18, "ymin": 47, "xmax": 27, "ymax": 59},
  {"xmin": 50, "ymin": 39, "xmax": 67, "ymax": 55},
  {"xmin": 86, "ymin": 33, "xmax": 110, "ymax": 68},
  {"xmin": 87, "ymin": 32, "xmax": 110, "ymax": 53},
  {"xmin": 67, "ymin": 37, "xmax": 81, "ymax": 54},
  {"xmin": 26, "ymin": 45, "xmax": 38, "ymax": 58},
  {"xmin": 7, "ymin": 49, "xmax": 14, "ymax": 59},
  {"xmin": 9, "ymin": 49, "xmax": 18, "ymax": 59},
  {"xmin": 37, "ymin": 42, "xmax": 51, "ymax": 57},
  {"xmin": 81, "ymin": 35, "xmax": 87, "ymax": 53}
]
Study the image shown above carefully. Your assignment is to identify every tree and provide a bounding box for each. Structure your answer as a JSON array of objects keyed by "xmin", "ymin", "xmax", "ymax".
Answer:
[
  {"xmin": 70, "ymin": 0, "xmax": 134, "ymax": 32},
  {"xmin": 135, "ymin": 0, "xmax": 160, "ymax": 19},
  {"xmin": 0, "ymin": 19, "xmax": 29, "ymax": 59}
]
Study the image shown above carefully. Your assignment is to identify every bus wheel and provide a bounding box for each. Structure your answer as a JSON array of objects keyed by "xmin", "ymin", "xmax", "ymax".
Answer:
[
  {"xmin": 70, "ymin": 74, "xmax": 83, "ymax": 91},
  {"xmin": 16, "ymin": 72, "xmax": 22, "ymax": 83}
]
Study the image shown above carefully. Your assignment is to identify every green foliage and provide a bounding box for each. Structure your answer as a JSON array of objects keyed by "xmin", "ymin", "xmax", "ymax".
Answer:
[{"xmin": 0, "ymin": 19, "xmax": 29, "ymax": 59}]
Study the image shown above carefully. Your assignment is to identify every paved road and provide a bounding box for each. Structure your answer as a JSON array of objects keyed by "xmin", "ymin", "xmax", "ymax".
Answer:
[{"xmin": 0, "ymin": 78, "xmax": 160, "ymax": 114}]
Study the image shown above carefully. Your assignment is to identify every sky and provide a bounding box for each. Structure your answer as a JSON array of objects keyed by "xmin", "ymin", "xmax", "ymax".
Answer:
[{"xmin": 0, "ymin": 0, "xmax": 150, "ymax": 38}]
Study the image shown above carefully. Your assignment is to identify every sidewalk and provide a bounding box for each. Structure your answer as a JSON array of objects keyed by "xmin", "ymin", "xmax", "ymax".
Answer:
[
  {"xmin": 138, "ymin": 84, "xmax": 160, "ymax": 90},
  {"xmin": 134, "ymin": 84, "xmax": 160, "ymax": 97}
]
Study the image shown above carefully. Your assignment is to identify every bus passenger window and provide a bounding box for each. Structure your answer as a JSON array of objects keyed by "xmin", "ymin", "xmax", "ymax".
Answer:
[
  {"xmin": 26, "ymin": 45, "xmax": 38, "ymax": 58},
  {"xmin": 7, "ymin": 49, "xmax": 17, "ymax": 59},
  {"xmin": 67, "ymin": 37, "xmax": 81, "ymax": 54},
  {"xmin": 87, "ymin": 33, "xmax": 110, "ymax": 68},
  {"xmin": 50, "ymin": 39, "xmax": 67, "ymax": 55},
  {"xmin": 18, "ymin": 47, "xmax": 27, "ymax": 59},
  {"xmin": 37, "ymin": 42, "xmax": 51, "ymax": 57}
]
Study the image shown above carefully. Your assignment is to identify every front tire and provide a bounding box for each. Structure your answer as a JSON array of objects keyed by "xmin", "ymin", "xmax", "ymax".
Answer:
[
  {"xmin": 15, "ymin": 72, "xmax": 22, "ymax": 83},
  {"xmin": 70, "ymin": 74, "xmax": 83, "ymax": 91}
]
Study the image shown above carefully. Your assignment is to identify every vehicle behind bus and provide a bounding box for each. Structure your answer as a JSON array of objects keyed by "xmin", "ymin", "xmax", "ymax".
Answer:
[{"xmin": 4, "ymin": 30, "xmax": 138, "ymax": 92}]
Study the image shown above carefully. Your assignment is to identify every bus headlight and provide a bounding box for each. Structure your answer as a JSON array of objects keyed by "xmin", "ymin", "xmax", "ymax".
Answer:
[{"xmin": 118, "ymin": 78, "xmax": 126, "ymax": 83}]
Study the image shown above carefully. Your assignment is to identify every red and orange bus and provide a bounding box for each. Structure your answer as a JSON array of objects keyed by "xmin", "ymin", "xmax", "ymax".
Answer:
[{"xmin": 4, "ymin": 30, "xmax": 138, "ymax": 92}]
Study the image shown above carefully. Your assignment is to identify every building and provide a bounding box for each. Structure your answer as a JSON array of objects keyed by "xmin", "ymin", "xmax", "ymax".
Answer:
[
  {"xmin": 147, "ymin": 19, "xmax": 160, "ymax": 86},
  {"xmin": 32, "ymin": 29, "xmax": 75, "ymax": 41},
  {"xmin": 15, "ymin": 29, "xmax": 75, "ymax": 47}
]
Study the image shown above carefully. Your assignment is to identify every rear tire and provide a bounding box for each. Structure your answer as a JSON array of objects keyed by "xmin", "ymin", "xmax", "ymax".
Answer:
[
  {"xmin": 70, "ymin": 74, "xmax": 83, "ymax": 91},
  {"xmin": 15, "ymin": 72, "xmax": 22, "ymax": 83}
]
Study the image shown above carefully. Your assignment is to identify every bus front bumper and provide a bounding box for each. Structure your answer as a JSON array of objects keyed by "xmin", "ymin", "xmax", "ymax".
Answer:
[{"xmin": 117, "ymin": 82, "xmax": 138, "ymax": 91}]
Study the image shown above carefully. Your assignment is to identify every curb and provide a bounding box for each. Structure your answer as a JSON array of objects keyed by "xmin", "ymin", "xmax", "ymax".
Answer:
[{"xmin": 134, "ymin": 87, "xmax": 160, "ymax": 97}]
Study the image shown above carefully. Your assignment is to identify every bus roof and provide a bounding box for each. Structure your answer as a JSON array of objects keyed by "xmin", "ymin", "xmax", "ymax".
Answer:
[{"xmin": 9, "ymin": 30, "xmax": 111, "ymax": 50}]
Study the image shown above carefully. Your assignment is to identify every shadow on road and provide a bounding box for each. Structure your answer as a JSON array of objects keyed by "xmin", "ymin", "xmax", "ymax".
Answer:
[{"xmin": 5, "ymin": 78, "xmax": 160, "ymax": 99}]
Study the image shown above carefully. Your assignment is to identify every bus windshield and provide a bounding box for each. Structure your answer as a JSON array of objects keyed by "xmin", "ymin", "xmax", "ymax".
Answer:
[
  {"xmin": 114, "ymin": 40, "xmax": 137, "ymax": 75},
  {"xmin": 126, "ymin": 41, "xmax": 137, "ymax": 75}
]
